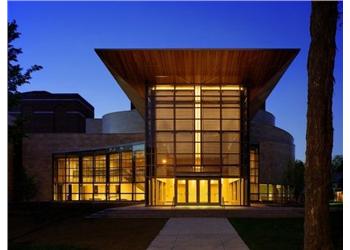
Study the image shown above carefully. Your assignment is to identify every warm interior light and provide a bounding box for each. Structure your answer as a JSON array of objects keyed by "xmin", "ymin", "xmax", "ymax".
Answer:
[
  {"xmin": 175, "ymin": 86, "xmax": 194, "ymax": 90},
  {"xmin": 155, "ymin": 85, "xmax": 174, "ymax": 90},
  {"xmin": 194, "ymin": 85, "xmax": 201, "ymax": 172},
  {"xmin": 162, "ymin": 159, "xmax": 167, "ymax": 164}
]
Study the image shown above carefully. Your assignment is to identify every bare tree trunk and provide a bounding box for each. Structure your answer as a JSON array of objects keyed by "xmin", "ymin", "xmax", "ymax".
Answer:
[{"xmin": 305, "ymin": 2, "xmax": 338, "ymax": 250}]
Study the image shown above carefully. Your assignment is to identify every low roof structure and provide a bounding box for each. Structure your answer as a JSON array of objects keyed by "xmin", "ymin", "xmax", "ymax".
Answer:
[{"xmin": 96, "ymin": 49, "xmax": 299, "ymax": 118}]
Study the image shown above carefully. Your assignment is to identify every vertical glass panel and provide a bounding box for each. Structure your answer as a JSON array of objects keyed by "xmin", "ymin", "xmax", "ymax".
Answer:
[
  {"xmin": 57, "ymin": 158, "xmax": 65, "ymax": 183},
  {"xmin": 199, "ymin": 180, "xmax": 208, "ymax": 203},
  {"xmin": 177, "ymin": 180, "xmax": 186, "ymax": 203},
  {"xmin": 222, "ymin": 178, "xmax": 241, "ymax": 205},
  {"xmin": 80, "ymin": 184, "xmax": 93, "ymax": 201},
  {"xmin": 94, "ymin": 184, "xmax": 106, "ymax": 201},
  {"xmin": 109, "ymin": 153, "xmax": 120, "ymax": 183},
  {"xmin": 155, "ymin": 178, "xmax": 174, "ymax": 205},
  {"xmin": 120, "ymin": 183, "xmax": 133, "ymax": 201},
  {"xmin": 121, "ymin": 152, "xmax": 132, "ymax": 182},
  {"xmin": 188, "ymin": 180, "xmax": 197, "ymax": 203},
  {"xmin": 94, "ymin": 155, "xmax": 106, "ymax": 182},
  {"xmin": 82, "ymin": 156, "xmax": 93, "ymax": 183},
  {"xmin": 210, "ymin": 180, "xmax": 219, "ymax": 203},
  {"xmin": 66, "ymin": 157, "xmax": 79, "ymax": 183}
]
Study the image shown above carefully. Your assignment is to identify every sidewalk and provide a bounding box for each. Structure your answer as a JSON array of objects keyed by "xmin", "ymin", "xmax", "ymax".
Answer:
[{"xmin": 147, "ymin": 217, "xmax": 249, "ymax": 250}]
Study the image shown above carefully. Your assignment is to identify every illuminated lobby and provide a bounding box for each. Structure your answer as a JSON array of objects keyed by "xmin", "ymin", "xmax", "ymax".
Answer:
[{"xmin": 52, "ymin": 49, "xmax": 298, "ymax": 206}]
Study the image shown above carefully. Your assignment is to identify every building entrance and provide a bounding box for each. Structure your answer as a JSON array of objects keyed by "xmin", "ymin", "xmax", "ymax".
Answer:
[{"xmin": 176, "ymin": 178, "xmax": 220, "ymax": 205}]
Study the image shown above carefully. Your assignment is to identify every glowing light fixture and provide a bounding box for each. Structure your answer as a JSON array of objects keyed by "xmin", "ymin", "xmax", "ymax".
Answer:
[{"xmin": 194, "ymin": 85, "xmax": 201, "ymax": 172}]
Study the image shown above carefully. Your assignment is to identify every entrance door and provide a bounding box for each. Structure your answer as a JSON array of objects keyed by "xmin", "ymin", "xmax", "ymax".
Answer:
[{"xmin": 176, "ymin": 179, "xmax": 220, "ymax": 205}]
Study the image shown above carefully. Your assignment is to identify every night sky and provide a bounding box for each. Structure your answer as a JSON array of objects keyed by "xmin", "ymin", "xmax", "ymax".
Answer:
[{"xmin": 8, "ymin": 2, "xmax": 343, "ymax": 160}]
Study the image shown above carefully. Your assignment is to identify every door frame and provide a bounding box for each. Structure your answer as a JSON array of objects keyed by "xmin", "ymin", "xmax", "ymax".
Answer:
[{"xmin": 175, "ymin": 177, "xmax": 221, "ymax": 206}]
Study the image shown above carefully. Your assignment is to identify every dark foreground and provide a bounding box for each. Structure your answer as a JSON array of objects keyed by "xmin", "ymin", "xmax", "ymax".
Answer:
[
  {"xmin": 8, "ymin": 202, "xmax": 167, "ymax": 250},
  {"xmin": 8, "ymin": 202, "xmax": 342, "ymax": 250},
  {"xmin": 230, "ymin": 210, "xmax": 343, "ymax": 250}
]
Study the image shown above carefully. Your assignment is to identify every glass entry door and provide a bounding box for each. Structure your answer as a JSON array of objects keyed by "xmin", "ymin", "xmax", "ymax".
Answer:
[{"xmin": 176, "ymin": 179, "xmax": 220, "ymax": 205}]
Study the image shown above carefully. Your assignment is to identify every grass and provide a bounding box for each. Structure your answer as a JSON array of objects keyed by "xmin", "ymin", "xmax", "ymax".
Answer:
[
  {"xmin": 230, "ymin": 211, "xmax": 343, "ymax": 250},
  {"xmin": 8, "ymin": 202, "xmax": 167, "ymax": 250}
]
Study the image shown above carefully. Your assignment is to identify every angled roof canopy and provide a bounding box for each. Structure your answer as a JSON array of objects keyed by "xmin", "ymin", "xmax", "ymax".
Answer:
[{"xmin": 96, "ymin": 49, "xmax": 299, "ymax": 118}]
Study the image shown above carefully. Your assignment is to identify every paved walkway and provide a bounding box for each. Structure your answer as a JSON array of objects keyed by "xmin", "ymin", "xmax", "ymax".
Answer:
[{"xmin": 147, "ymin": 217, "xmax": 249, "ymax": 250}]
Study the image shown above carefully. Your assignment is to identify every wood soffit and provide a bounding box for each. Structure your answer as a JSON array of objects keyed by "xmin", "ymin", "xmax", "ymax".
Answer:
[{"xmin": 95, "ymin": 49, "xmax": 299, "ymax": 118}]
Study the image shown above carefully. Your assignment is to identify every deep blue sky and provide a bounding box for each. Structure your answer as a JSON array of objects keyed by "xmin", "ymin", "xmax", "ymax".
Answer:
[{"xmin": 8, "ymin": 2, "xmax": 343, "ymax": 160}]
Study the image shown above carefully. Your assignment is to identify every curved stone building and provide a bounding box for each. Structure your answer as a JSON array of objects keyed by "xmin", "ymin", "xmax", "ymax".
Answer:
[{"xmin": 249, "ymin": 109, "xmax": 295, "ymax": 202}]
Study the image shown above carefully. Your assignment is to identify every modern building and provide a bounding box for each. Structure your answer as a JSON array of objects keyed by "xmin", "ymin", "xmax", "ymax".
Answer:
[{"xmin": 48, "ymin": 49, "xmax": 298, "ymax": 206}]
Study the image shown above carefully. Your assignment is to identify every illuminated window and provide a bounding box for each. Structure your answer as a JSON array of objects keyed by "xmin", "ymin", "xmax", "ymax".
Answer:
[
  {"xmin": 149, "ymin": 84, "xmax": 242, "ymax": 176},
  {"xmin": 94, "ymin": 155, "xmax": 106, "ymax": 183},
  {"xmin": 109, "ymin": 153, "xmax": 120, "ymax": 182},
  {"xmin": 53, "ymin": 144, "xmax": 145, "ymax": 202}
]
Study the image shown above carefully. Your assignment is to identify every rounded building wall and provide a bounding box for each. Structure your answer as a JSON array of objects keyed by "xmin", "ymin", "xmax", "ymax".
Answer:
[
  {"xmin": 250, "ymin": 110, "xmax": 295, "ymax": 185},
  {"xmin": 102, "ymin": 109, "xmax": 145, "ymax": 134}
]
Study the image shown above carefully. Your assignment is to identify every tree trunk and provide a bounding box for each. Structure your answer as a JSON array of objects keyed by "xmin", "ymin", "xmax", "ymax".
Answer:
[{"xmin": 305, "ymin": 2, "xmax": 338, "ymax": 250}]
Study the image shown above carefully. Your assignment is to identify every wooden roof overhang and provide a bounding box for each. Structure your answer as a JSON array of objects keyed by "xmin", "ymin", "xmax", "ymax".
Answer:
[{"xmin": 95, "ymin": 49, "xmax": 299, "ymax": 119}]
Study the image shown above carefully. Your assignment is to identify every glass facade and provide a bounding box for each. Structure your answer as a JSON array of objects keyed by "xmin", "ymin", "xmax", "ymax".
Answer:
[
  {"xmin": 249, "ymin": 146, "xmax": 259, "ymax": 201},
  {"xmin": 146, "ymin": 84, "xmax": 249, "ymax": 206},
  {"xmin": 53, "ymin": 143, "xmax": 145, "ymax": 201}
]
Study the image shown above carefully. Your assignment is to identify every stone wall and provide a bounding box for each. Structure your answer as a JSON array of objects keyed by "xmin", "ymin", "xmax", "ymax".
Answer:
[
  {"xmin": 20, "ymin": 133, "xmax": 144, "ymax": 201},
  {"xmin": 250, "ymin": 111, "xmax": 295, "ymax": 185}
]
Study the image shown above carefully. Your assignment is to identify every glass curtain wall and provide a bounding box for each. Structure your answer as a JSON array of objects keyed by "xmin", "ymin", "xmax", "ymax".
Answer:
[
  {"xmin": 147, "ymin": 84, "xmax": 247, "ymax": 206},
  {"xmin": 53, "ymin": 144, "xmax": 145, "ymax": 202},
  {"xmin": 249, "ymin": 147, "xmax": 259, "ymax": 201}
]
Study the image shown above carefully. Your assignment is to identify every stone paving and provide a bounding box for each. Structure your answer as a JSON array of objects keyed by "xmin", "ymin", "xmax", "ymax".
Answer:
[{"xmin": 147, "ymin": 217, "xmax": 249, "ymax": 250}]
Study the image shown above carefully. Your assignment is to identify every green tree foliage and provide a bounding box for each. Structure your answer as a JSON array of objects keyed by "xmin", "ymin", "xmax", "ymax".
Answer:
[{"xmin": 8, "ymin": 20, "xmax": 42, "ymax": 201}]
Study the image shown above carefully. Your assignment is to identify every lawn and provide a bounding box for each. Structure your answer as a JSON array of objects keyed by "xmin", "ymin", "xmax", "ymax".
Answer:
[
  {"xmin": 8, "ymin": 202, "xmax": 167, "ymax": 250},
  {"xmin": 230, "ymin": 211, "xmax": 343, "ymax": 250}
]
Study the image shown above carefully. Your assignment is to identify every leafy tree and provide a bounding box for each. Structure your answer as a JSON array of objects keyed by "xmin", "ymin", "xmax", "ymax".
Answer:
[
  {"xmin": 304, "ymin": 2, "xmax": 339, "ymax": 250},
  {"xmin": 8, "ymin": 20, "xmax": 42, "ymax": 201},
  {"xmin": 332, "ymin": 155, "xmax": 343, "ymax": 172},
  {"xmin": 8, "ymin": 20, "xmax": 42, "ymax": 109},
  {"xmin": 283, "ymin": 160, "xmax": 305, "ymax": 203}
]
